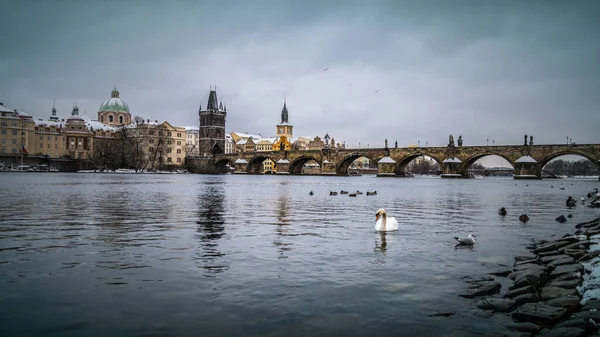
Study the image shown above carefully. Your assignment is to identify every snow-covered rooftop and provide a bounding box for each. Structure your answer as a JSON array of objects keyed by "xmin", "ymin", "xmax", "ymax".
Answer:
[
  {"xmin": 0, "ymin": 104, "xmax": 13, "ymax": 113},
  {"xmin": 442, "ymin": 157, "xmax": 462, "ymax": 163},
  {"xmin": 378, "ymin": 156, "xmax": 396, "ymax": 164},
  {"xmin": 277, "ymin": 159, "xmax": 290, "ymax": 164},
  {"xmin": 34, "ymin": 119, "xmax": 63, "ymax": 127},
  {"xmin": 234, "ymin": 158, "xmax": 248, "ymax": 164},
  {"xmin": 515, "ymin": 155, "xmax": 538, "ymax": 163}
]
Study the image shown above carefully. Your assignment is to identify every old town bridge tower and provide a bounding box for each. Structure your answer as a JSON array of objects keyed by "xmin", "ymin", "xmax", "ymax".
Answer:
[{"xmin": 198, "ymin": 87, "xmax": 227, "ymax": 157}]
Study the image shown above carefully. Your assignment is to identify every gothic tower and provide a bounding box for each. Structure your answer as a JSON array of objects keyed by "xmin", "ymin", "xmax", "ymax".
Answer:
[
  {"xmin": 276, "ymin": 99, "xmax": 293, "ymax": 140},
  {"xmin": 198, "ymin": 87, "xmax": 227, "ymax": 157}
]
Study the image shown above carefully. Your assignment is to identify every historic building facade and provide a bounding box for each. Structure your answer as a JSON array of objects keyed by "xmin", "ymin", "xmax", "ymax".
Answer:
[{"xmin": 198, "ymin": 88, "xmax": 226, "ymax": 157}]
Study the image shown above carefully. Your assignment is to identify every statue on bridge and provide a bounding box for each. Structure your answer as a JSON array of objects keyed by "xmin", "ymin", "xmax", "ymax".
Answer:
[
  {"xmin": 457, "ymin": 135, "xmax": 463, "ymax": 147},
  {"xmin": 530, "ymin": 136, "xmax": 533, "ymax": 146},
  {"xmin": 524, "ymin": 134, "xmax": 528, "ymax": 146},
  {"xmin": 395, "ymin": 140, "xmax": 398, "ymax": 148},
  {"xmin": 449, "ymin": 134, "xmax": 455, "ymax": 147},
  {"xmin": 385, "ymin": 139, "xmax": 388, "ymax": 149}
]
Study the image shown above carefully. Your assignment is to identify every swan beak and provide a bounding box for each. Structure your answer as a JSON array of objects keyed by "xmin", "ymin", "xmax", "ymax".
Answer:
[{"xmin": 375, "ymin": 214, "xmax": 380, "ymax": 221}]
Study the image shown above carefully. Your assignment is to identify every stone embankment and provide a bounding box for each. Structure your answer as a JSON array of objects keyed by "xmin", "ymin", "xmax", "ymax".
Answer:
[{"xmin": 461, "ymin": 216, "xmax": 600, "ymax": 336}]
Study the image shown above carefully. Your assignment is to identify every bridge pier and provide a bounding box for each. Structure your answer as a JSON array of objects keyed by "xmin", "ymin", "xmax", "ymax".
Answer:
[
  {"xmin": 275, "ymin": 159, "xmax": 290, "ymax": 174},
  {"xmin": 441, "ymin": 157, "xmax": 463, "ymax": 178},
  {"xmin": 377, "ymin": 156, "xmax": 396, "ymax": 177},
  {"xmin": 321, "ymin": 160, "xmax": 336, "ymax": 175},
  {"xmin": 513, "ymin": 156, "xmax": 540, "ymax": 180},
  {"xmin": 233, "ymin": 158, "xmax": 248, "ymax": 174}
]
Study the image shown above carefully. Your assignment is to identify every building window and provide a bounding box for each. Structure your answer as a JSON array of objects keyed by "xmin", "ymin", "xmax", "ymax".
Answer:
[
  {"xmin": 12, "ymin": 148, "xmax": 17, "ymax": 153},
  {"xmin": 177, "ymin": 133, "xmax": 181, "ymax": 137},
  {"xmin": 12, "ymin": 139, "xmax": 17, "ymax": 144},
  {"xmin": 12, "ymin": 129, "xmax": 17, "ymax": 135},
  {"xmin": 168, "ymin": 132, "xmax": 172, "ymax": 136},
  {"xmin": 100, "ymin": 115, "xmax": 104, "ymax": 122},
  {"xmin": 177, "ymin": 149, "xmax": 181, "ymax": 154},
  {"xmin": 40, "ymin": 143, "xmax": 43, "ymax": 148},
  {"xmin": 177, "ymin": 158, "xmax": 181, "ymax": 163},
  {"xmin": 40, "ymin": 135, "xmax": 43, "ymax": 140},
  {"xmin": 1, "ymin": 129, "xmax": 5, "ymax": 134},
  {"xmin": 176, "ymin": 141, "xmax": 181, "ymax": 145},
  {"xmin": 1, "ymin": 138, "xmax": 4, "ymax": 143},
  {"xmin": 109, "ymin": 116, "xmax": 113, "ymax": 123},
  {"xmin": 119, "ymin": 116, "xmax": 123, "ymax": 124},
  {"xmin": 149, "ymin": 139, "xmax": 154, "ymax": 144},
  {"xmin": 167, "ymin": 148, "xmax": 172, "ymax": 153},
  {"xmin": 47, "ymin": 135, "xmax": 51, "ymax": 140}
]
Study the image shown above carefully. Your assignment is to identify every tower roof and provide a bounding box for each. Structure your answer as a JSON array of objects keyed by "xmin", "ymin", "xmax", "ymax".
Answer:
[
  {"xmin": 280, "ymin": 99, "xmax": 289, "ymax": 124},
  {"xmin": 206, "ymin": 89, "xmax": 219, "ymax": 110}
]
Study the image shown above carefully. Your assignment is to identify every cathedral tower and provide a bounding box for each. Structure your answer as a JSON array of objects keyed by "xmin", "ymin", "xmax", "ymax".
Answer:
[{"xmin": 198, "ymin": 87, "xmax": 227, "ymax": 157}]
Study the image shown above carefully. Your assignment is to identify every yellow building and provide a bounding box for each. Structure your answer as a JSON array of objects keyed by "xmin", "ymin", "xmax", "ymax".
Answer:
[{"xmin": 0, "ymin": 103, "xmax": 35, "ymax": 157}]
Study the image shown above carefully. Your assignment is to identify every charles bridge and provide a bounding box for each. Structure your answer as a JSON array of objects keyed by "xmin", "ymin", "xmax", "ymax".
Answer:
[{"xmin": 187, "ymin": 142, "xmax": 600, "ymax": 179}]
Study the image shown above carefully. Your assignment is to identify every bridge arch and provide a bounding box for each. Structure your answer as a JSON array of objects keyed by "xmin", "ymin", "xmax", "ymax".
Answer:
[
  {"xmin": 248, "ymin": 155, "xmax": 275, "ymax": 174},
  {"xmin": 459, "ymin": 153, "xmax": 514, "ymax": 177},
  {"xmin": 537, "ymin": 150, "xmax": 599, "ymax": 177},
  {"xmin": 336, "ymin": 153, "xmax": 376, "ymax": 175},
  {"xmin": 394, "ymin": 154, "xmax": 444, "ymax": 176},
  {"xmin": 214, "ymin": 158, "xmax": 234, "ymax": 173},
  {"xmin": 289, "ymin": 156, "xmax": 320, "ymax": 175}
]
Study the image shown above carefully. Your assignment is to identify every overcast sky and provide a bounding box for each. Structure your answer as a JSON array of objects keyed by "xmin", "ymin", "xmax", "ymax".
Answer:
[{"xmin": 1, "ymin": 0, "xmax": 598, "ymax": 149}]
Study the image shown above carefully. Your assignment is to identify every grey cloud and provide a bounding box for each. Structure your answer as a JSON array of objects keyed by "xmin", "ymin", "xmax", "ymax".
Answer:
[{"xmin": 1, "ymin": 0, "xmax": 598, "ymax": 150}]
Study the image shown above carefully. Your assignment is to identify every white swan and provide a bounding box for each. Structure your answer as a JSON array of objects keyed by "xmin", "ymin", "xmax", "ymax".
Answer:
[
  {"xmin": 454, "ymin": 233, "xmax": 475, "ymax": 245},
  {"xmin": 375, "ymin": 208, "xmax": 399, "ymax": 232}
]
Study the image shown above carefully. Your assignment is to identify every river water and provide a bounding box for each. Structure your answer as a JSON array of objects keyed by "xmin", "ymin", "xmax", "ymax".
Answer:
[{"xmin": 1, "ymin": 173, "xmax": 599, "ymax": 337}]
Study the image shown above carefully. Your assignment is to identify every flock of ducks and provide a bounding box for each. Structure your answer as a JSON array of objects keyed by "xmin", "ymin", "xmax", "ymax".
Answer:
[
  {"xmin": 307, "ymin": 187, "xmax": 597, "ymax": 248},
  {"xmin": 309, "ymin": 190, "xmax": 378, "ymax": 197}
]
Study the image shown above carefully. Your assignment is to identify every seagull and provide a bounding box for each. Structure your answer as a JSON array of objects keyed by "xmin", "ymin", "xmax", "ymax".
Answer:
[
  {"xmin": 324, "ymin": 68, "xmax": 328, "ymax": 71},
  {"xmin": 453, "ymin": 233, "xmax": 475, "ymax": 245}
]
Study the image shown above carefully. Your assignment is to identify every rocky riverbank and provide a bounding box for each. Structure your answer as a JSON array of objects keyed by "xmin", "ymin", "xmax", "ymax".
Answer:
[{"xmin": 461, "ymin": 216, "xmax": 600, "ymax": 336}]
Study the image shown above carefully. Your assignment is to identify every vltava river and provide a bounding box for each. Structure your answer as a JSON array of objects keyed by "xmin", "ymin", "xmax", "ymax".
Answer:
[{"xmin": 1, "ymin": 173, "xmax": 599, "ymax": 337}]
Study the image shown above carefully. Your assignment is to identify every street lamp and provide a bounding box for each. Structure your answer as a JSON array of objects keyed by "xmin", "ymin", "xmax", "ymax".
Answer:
[
  {"xmin": 487, "ymin": 139, "xmax": 489, "ymax": 146},
  {"xmin": 493, "ymin": 140, "xmax": 495, "ymax": 146},
  {"xmin": 418, "ymin": 140, "xmax": 420, "ymax": 147},
  {"xmin": 359, "ymin": 142, "xmax": 361, "ymax": 149}
]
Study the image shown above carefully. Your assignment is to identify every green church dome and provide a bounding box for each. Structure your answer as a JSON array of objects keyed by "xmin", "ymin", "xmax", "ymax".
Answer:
[{"xmin": 99, "ymin": 88, "xmax": 130, "ymax": 113}]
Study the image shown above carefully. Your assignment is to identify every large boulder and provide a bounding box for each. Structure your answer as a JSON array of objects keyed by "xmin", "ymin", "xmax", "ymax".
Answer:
[
  {"xmin": 549, "ymin": 264, "xmax": 584, "ymax": 279},
  {"xmin": 476, "ymin": 298, "xmax": 517, "ymax": 312},
  {"xmin": 541, "ymin": 287, "xmax": 578, "ymax": 300},
  {"xmin": 511, "ymin": 303, "xmax": 568, "ymax": 326}
]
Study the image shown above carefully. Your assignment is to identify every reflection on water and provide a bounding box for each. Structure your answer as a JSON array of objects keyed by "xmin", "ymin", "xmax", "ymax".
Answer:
[
  {"xmin": 195, "ymin": 179, "xmax": 227, "ymax": 276},
  {"xmin": 375, "ymin": 232, "xmax": 388, "ymax": 252},
  {"xmin": 274, "ymin": 183, "xmax": 292, "ymax": 259},
  {"xmin": 0, "ymin": 173, "xmax": 599, "ymax": 337}
]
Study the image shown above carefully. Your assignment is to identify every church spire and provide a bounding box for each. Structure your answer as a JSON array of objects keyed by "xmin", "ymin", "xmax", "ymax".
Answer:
[
  {"xmin": 281, "ymin": 98, "xmax": 289, "ymax": 124},
  {"xmin": 50, "ymin": 99, "xmax": 59, "ymax": 121}
]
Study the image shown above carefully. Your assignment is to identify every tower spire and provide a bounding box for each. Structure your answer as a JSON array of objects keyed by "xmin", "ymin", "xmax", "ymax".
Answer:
[
  {"xmin": 50, "ymin": 99, "xmax": 59, "ymax": 121},
  {"xmin": 281, "ymin": 98, "xmax": 289, "ymax": 124}
]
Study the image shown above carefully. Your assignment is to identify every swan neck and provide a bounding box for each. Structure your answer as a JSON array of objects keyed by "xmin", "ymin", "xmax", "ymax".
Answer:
[{"xmin": 381, "ymin": 214, "xmax": 386, "ymax": 231}]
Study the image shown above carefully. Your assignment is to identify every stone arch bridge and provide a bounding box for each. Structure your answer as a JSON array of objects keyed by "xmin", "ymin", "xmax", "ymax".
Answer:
[{"xmin": 187, "ymin": 143, "xmax": 600, "ymax": 179}]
